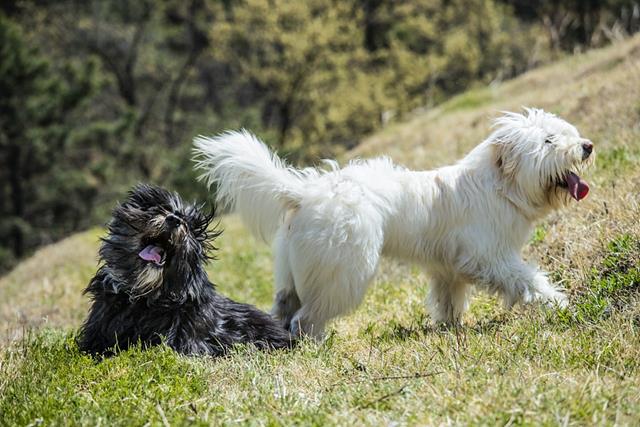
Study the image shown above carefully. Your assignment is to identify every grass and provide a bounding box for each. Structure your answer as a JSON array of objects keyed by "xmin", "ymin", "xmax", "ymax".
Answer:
[
  {"xmin": 439, "ymin": 87, "xmax": 495, "ymax": 114},
  {"xmin": 2, "ymin": 36, "xmax": 640, "ymax": 425}
]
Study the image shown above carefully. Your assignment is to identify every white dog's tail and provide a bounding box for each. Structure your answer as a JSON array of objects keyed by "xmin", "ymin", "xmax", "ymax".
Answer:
[{"xmin": 193, "ymin": 130, "xmax": 311, "ymax": 242}]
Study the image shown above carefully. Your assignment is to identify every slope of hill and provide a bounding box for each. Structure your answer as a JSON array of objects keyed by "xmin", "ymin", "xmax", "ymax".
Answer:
[
  {"xmin": 1, "ymin": 36, "xmax": 639, "ymax": 425},
  {"xmin": 352, "ymin": 34, "xmax": 640, "ymax": 169}
]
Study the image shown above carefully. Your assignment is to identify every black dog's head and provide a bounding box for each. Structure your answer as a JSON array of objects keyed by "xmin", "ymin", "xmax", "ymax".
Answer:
[{"xmin": 101, "ymin": 184, "xmax": 219, "ymax": 301}]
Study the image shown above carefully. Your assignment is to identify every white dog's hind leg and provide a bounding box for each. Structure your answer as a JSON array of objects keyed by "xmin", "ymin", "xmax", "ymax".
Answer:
[
  {"xmin": 287, "ymin": 236, "xmax": 382, "ymax": 339},
  {"xmin": 427, "ymin": 275, "xmax": 470, "ymax": 324},
  {"xmin": 284, "ymin": 198, "xmax": 385, "ymax": 339},
  {"xmin": 271, "ymin": 229, "xmax": 301, "ymax": 329},
  {"xmin": 289, "ymin": 305, "xmax": 328, "ymax": 339},
  {"xmin": 288, "ymin": 256, "xmax": 380, "ymax": 339}
]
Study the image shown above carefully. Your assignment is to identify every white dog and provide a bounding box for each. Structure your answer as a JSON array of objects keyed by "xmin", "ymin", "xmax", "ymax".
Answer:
[{"xmin": 193, "ymin": 108, "xmax": 593, "ymax": 338}]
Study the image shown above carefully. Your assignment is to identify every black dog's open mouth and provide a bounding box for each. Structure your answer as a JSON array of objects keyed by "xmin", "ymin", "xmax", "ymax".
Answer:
[
  {"xmin": 139, "ymin": 244, "xmax": 166, "ymax": 266},
  {"xmin": 557, "ymin": 171, "xmax": 589, "ymax": 201}
]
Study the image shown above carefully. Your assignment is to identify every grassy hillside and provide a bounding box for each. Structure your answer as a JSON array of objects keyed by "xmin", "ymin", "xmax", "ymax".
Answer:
[{"xmin": 1, "ymin": 35, "xmax": 640, "ymax": 425}]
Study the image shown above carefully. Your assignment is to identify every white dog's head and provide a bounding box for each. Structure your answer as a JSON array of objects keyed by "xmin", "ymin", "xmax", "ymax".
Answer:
[{"xmin": 480, "ymin": 108, "xmax": 594, "ymax": 216}]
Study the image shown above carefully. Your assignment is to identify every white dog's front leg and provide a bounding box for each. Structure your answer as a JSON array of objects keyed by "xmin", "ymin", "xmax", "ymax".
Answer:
[{"xmin": 470, "ymin": 257, "xmax": 568, "ymax": 309}]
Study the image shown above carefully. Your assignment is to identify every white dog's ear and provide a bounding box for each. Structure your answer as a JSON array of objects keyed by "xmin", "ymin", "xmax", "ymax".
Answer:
[{"xmin": 492, "ymin": 138, "xmax": 518, "ymax": 181}]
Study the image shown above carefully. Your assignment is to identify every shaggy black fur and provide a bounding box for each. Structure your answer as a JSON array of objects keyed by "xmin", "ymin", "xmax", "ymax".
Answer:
[{"xmin": 77, "ymin": 184, "xmax": 294, "ymax": 356}]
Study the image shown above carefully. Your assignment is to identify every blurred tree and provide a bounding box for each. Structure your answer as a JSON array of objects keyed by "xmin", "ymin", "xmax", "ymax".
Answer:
[
  {"xmin": 21, "ymin": 0, "xmax": 226, "ymax": 179},
  {"xmin": 358, "ymin": 0, "xmax": 540, "ymax": 110},
  {"xmin": 0, "ymin": 13, "xmax": 95, "ymax": 270},
  {"xmin": 211, "ymin": 0, "xmax": 372, "ymax": 155},
  {"xmin": 500, "ymin": 0, "xmax": 640, "ymax": 51}
]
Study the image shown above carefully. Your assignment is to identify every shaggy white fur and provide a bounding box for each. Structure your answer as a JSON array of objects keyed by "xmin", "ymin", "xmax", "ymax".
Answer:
[{"xmin": 193, "ymin": 108, "xmax": 594, "ymax": 338}]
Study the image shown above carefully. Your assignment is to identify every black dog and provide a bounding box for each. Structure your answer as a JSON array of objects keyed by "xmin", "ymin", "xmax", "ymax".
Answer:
[{"xmin": 78, "ymin": 184, "xmax": 294, "ymax": 356}]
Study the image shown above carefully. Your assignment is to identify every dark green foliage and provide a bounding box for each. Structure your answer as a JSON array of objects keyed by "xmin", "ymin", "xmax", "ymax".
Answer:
[
  {"xmin": 500, "ymin": 0, "xmax": 640, "ymax": 51},
  {"xmin": 0, "ymin": 3, "xmax": 217, "ymax": 272},
  {"xmin": 0, "ymin": 13, "xmax": 96, "ymax": 271}
]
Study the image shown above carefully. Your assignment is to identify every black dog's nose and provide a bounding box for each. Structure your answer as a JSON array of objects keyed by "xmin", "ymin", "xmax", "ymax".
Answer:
[
  {"xmin": 165, "ymin": 214, "xmax": 182, "ymax": 229},
  {"xmin": 582, "ymin": 141, "xmax": 593, "ymax": 157}
]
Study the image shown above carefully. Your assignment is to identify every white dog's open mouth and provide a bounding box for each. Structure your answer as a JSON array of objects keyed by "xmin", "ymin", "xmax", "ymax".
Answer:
[{"xmin": 557, "ymin": 171, "xmax": 589, "ymax": 201}]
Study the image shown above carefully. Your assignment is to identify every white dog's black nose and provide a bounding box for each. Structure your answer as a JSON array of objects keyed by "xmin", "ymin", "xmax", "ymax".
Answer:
[
  {"xmin": 165, "ymin": 214, "xmax": 182, "ymax": 229},
  {"xmin": 582, "ymin": 141, "xmax": 593, "ymax": 159}
]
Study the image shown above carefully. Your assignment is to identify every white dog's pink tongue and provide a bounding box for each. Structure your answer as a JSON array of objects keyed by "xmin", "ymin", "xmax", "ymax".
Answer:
[
  {"xmin": 139, "ymin": 245, "xmax": 163, "ymax": 263},
  {"xmin": 566, "ymin": 172, "xmax": 589, "ymax": 201}
]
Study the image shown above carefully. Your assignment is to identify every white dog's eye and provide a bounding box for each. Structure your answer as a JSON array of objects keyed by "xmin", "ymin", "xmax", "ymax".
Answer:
[{"xmin": 544, "ymin": 136, "xmax": 553, "ymax": 144}]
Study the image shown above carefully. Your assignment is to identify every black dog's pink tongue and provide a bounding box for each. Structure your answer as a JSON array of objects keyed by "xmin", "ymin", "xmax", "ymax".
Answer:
[
  {"xmin": 566, "ymin": 172, "xmax": 589, "ymax": 201},
  {"xmin": 139, "ymin": 245, "xmax": 163, "ymax": 263}
]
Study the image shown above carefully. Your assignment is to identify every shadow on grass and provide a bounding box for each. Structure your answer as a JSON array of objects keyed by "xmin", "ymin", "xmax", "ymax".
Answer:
[{"xmin": 364, "ymin": 312, "xmax": 512, "ymax": 345}]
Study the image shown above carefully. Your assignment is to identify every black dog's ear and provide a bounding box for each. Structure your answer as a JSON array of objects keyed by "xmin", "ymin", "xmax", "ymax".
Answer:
[{"xmin": 187, "ymin": 202, "xmax": 222, "ymax": 259}]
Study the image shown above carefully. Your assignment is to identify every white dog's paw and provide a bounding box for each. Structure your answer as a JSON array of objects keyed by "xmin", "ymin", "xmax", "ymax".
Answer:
[
  {"xmin": 527, "ymin": 273, "xmax": 568, "ymax": 308},
  {"xmin": 541, "ymin": 290, "xmax": 569, "ymax": 308},
  {"xmin": 531, "ymin": 286, "xmax": 568, "ymax": 309}
]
